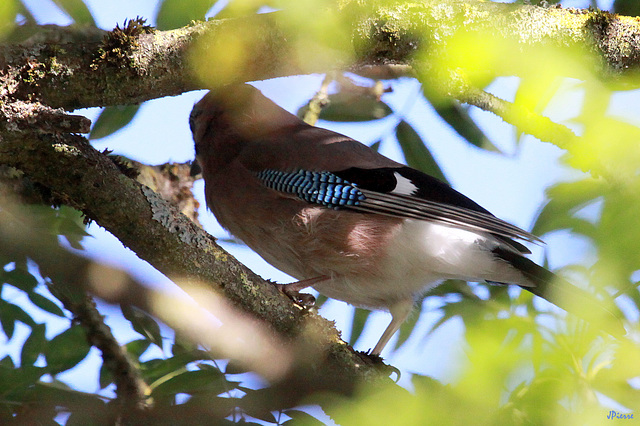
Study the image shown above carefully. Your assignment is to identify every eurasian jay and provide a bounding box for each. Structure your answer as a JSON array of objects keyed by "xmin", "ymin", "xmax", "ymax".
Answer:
[{"xmin": 190, "ymin": 84, "xmax": 623, "ymax": 355}]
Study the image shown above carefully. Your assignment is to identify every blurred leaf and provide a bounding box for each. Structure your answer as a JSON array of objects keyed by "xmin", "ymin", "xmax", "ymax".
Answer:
[
  {"xmin": 532, "ymin": 178, "xmax": 604, "ymax": 236},
  {"xmin": 299, "ymin": 92, "xmax": 393, "ymax": 122},
  {"xmin": 156, "ymin": 0, "xmax": 216, "ymax": 30},
  {"xmin": 98, "ymin": 361, "xmax": 113, "ymax": 389},
  {"xmin": 487, "ymin": 283, "xmax": 512, "ymax": 306},
  {"xmin": 224, "ymin": 360, "xmax": 250, "ymax": 375},
  {"xmin": 52, "ymin": 0, "xmax": 95, "ymax": 25},
  {"xmin": 431, "ymin": 99, "xmax": 500, "ymax": 152},
  {"xmin": 425, "ymin": 279, "xmax": 473, "ymax": 299},
  {"xmin": 0, "ymin": 354, "xmax": 15, "ymax": 370},
  {"xmin": 614, "ymin": 0, "xmax": 640, "ymax": 16},
  {"xmin": 27, "ymin": 292, "xmax": 66, "ymax": 317},
  {"xmin": 21, "ymin": 324, "xmax": 47, "ymax": 367},
  {"xmin": 513, "ymin": 76, "xmax": 563, "ymax": 143},
  {"xmin": 314, "ymin": 293, "xmax": 328, "ymax": 308},
  {"xmin": 89, "ymin": 104, "xmax": 140, "ymax": 140},
  {"xmin": 150, "ymin": 369, "xmax": 229, "ymax": 397},
  {"xmin": 284, "ymin": 409, "xmax": 325, "ymax": 425},
  {"xmin": 0, "ymin": 300, "xmax": 15, "ymax": 339},
  {"xmin": 126, "ymin": 338, "xmax": 152, "ymax": 359},
  {"xmin": 45, "ymin": 324, "xmax": 91, "ymax": 374},
  {"xmin": 19, "ymin": 205, "xmax": 89, "ymax": 249},
  {"xmin": 596, "ymin": 178, "xmax": 640, "ymax": 279},
  {"xmin": 240, "ymin": 388, "xmax": 280, "ymax": 422},
  {"xmin": 142, "ymin": 350, "xmax": 214, "ymax": 384},
  {"xmin": 56, "ymin": 206, "xmax": 90, "ymax": 250},
  {"xmin": 429, "ymin": 298, "xmax": 484, "ymax": 335},
  {"xmin": 395, "ymin": 120, "xmax": 448, "ymax": 183},
  {"xmin": 2, "ymin": 267, "xmax": 38, "ymax": 293},
  {"xmin": 30, "ymin": 382, "xmax": 106, "ymax": 413},
  {"xmin": 348, "ymin": 308, "xmax": 371, "ymax": 346},
  {"xmin": 1, "ymin": 300, "xmax": 37, "ymax": 337},
  {"xmin": 393, "ymin": 305, "xmax": 421, "ymax": 351},
  {"xmin": 171, "ymin": 331, "xmax": 199, "ymax": 355},
  {"xmin": 369, "ymin": 140, "xmax": 381, "ymax": 151},
  {"xmin": 0, "ymin": 0, "xmax": 17, "ymax": 38},
  {"xmin": 121, "ymin": 305, "xmax": 163, "ymax": 348}
]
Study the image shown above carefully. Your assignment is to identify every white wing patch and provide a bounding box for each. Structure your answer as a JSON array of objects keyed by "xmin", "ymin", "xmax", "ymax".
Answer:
[{"xmin": 392, "ymin": 172, "xmax": 418, "ymax": 195}]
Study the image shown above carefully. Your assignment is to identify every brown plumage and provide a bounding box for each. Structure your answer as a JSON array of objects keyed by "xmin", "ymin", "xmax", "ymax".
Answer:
[{"xmin": 190, "ymin": 84, "xmax": 624, "ymax": 355}]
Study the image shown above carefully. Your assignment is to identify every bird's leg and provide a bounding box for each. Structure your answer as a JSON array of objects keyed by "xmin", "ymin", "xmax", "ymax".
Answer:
[
  {"xmin": 273, "ymin": 275, "xmax": 329, "ymax": 308},
  {"xmin": 371, "ymin": 300, "xmax": 414, "ymax": 356}
]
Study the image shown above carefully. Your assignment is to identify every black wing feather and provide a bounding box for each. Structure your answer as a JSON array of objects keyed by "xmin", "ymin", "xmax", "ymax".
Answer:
[{"xmin": 334, "ymin": 166, "xmax": 540, "ymax": 252}]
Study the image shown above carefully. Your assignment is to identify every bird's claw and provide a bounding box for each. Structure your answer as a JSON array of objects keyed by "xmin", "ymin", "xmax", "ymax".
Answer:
[{"xmin": 274, "ymin": 283, "xmax": 316, "ymax": 308}]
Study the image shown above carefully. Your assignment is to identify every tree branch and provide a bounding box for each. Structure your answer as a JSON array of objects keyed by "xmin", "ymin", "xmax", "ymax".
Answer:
[
  {"xmin": 1, "ymin": 2, "xmax": 639, "ymax": 111},
  {"xmin": 0, "ymin": 130, "xmax": 385, "ymax": 384},
  {"xmin": 50, "ymin": 290, "xmax": 151, "ymax": 412}
]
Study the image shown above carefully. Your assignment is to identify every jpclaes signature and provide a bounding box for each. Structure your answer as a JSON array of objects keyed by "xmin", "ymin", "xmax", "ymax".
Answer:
[{"xmin": 608, "ymin": 410, "xmax": 634, "ymax": 420}]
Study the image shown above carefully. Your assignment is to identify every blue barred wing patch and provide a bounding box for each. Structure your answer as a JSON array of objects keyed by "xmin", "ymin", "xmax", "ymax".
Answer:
[{"xmin": 255, "ymin": 169, "xmax": 365, "ymax": 209}]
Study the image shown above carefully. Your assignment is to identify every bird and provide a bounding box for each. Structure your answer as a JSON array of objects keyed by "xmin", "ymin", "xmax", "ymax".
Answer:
[{"xmin": 189, "ymin": 84, "xmax": 623, "ymax": 356}]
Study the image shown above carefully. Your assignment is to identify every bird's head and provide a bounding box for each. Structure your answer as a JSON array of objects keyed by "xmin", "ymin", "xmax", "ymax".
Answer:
[{"xmin": 190, "ymin": 84, "xmax": 303, "ymax": 174}]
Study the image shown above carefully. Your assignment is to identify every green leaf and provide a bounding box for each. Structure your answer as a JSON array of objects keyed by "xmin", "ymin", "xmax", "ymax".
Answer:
[
  {"xmin": 18, "ymin": 205, "xmax": 88, "ymax": 249},
  {"xmin": 395, "ymin": 120, "xmax": 448, "ymax": 183},
  {"xmin": 1, "ymin": 300, "xmax": 37, "ymax": 334},
  {"xmin": 21, "ymin": 324, "xmax": 47, "ymax": 367},
  {"xmin": 2, "ymin": 267, "xmax": 38, "ymax": 292},
  {"xmin": 299, "ymin": 92, "xmax": 393, "ymax": 122},
  {"xmin": 27, "ymin": 292, "xmax": 66, "ymax": 317},
  {"xmin": 314, "ymin": 293, "xmax": 328, "ymax": 308},
  {"xmin": 0, "ymin": 0, "xmax": 17, "ymax": 38},
  {"xmin": 121, "ymin": 305, "xmax": 163, "ymax": 348},
  {"xmin": 224, "ymin": 360, "xmax": 250, "ymax": 375},
  {"xmin": 126, "ymin": 338, "xmax": 152, "ymax": 359},
  {"xmin": 31, "ymin": 381, "xmax": 106, "ymax": 413},
  {"xmin": 52, "ymin": 0, "xmax": 95, "ymax": 25},
  {"xmin": 45, "ymin": 324, "xmax": 91, "ymax": 374},
  {"xmin": 98, "ymin": 361, "xmax": 114, "ymax": 390},
  {"xmin": 513, "ymin": 76, "xmax": 564, "ymax": 144},
  {"xmin": 432, "ymin": 100, "xmax": 500, "ymax": 153},
  {"xmin": 89, "ymin": 104, "xmax": 140, "ymax": 140},
  {"xmin": 142, "ymin": 350, "xmax": 213, "ymax": 385},
  {"xmin": 150, "ymin": 369, "xmax": 228, "ymax": 398},
  {"xmin": 614, "ymin": 0, "xmax": 640, "ymax": 16},
  {"xmin": 0, "ymin": 354, "xmax": 15, "ymax": 369},
  {"xmin": 531, "ymin": 179, "xmax": 604, "ymax": 236},
  {"xmin": 0, "ymin": 301, "xmax": 15, "ymax": 339},
  {"xmin": 156, "ymin": 0, "xmax": 217, "ymax": 30},
  {"xmin": 56, "ymin": 206, "xmax": 90, "ymax": 250},
  {"xmin": 240, "ymin": 388, "xmax": 279, "ymax": 422},
  {"xmin": 171, "ymin": 331, "xmax": 198, "ymax": 356},
  {"xmin": 393, "ymin": 304, "xmax": 421, "ymax": 351},
  {"xmin": 284, "ymin": 409, "xmax": 325, "ymax": 425},
  {"xmin": 348, "ymin": 308, "xmax": 371, "ymax": 347}
]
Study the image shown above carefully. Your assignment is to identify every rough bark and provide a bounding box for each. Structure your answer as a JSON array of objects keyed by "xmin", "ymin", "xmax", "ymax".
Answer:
[{"xmin": 0, "ymin": 2, "xmax": 638, "ymax": 110}]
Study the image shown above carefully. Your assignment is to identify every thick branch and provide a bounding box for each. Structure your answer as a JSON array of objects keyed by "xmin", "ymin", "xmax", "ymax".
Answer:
[
  {"xmin": 0, "ymin": 130, "xmax": 384, "ymax": 384},
  {"xmin": 1, "ymin": 2, "xmax": 639, "ymax": 110}
]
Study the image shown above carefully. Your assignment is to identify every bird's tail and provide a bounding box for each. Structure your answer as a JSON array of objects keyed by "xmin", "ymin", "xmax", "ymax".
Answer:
[{"xmin": 495, "ymin": 247, "xmax": 625, "ymax": 337}]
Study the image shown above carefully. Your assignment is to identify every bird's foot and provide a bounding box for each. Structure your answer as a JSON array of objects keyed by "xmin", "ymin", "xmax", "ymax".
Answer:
[
  {"xmin": 273, "ymin": 276, "xmax": 328, "ymax": 308},
  {"xmin": 355, "ymin": 350, "xmax": 401, "ymax": 380},
  {"xmin": 357, "ymin": 349, "xmax": 385, "ymax": 364},
  {"xmin": 274, "ymin": 283, "xmax": 316, "ymax": 307}
]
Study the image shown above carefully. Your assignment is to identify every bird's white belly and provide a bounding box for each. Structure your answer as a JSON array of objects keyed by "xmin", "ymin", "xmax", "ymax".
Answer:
[{"xmin": 314, "ymin": 219, "xmax": 526, "ymax": 310}]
